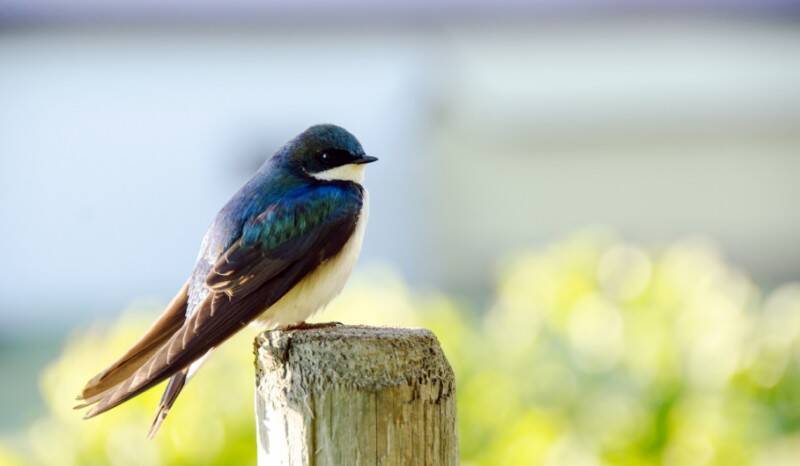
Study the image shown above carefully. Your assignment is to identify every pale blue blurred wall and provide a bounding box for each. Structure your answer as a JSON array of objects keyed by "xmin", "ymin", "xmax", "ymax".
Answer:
[
  {"xmin": 0, "ymin": 30, "xmax": 435, "ymax": 328},
  {"xmin": 1, "ymin": 14, "xmax": 799, "ymax": 330}
]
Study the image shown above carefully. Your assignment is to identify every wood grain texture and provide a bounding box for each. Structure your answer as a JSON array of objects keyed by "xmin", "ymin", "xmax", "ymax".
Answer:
[{"xmin": 254, "ymin": 325, "xmax": 458, "ymax": 466}]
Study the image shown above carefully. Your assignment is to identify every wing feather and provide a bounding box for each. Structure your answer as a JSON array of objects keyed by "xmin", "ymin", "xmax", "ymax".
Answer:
[
  {"xmin": 77, "ymin": 280, "xmax": 189, "ymax": 403},
  {"xmin": 81, "ymin": 184, "xmax": 363, "ymax": 418}
]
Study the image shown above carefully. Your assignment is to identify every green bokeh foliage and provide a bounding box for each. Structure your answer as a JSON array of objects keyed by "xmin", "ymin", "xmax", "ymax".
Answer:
[{"xmin": 3, "ymin": 232, "xmax": 800, "ymax": 465}]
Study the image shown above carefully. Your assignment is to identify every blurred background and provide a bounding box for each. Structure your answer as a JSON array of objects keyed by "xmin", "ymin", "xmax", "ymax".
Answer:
[{"xmin": 1, "ymin": 1, "xmax": 799, "ymax": 465}]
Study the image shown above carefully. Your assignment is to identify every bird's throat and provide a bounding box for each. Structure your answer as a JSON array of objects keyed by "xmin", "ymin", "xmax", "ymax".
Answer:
[{"xmin": 310, "ymin": 164, "xmax": 366, "ymax": 184}]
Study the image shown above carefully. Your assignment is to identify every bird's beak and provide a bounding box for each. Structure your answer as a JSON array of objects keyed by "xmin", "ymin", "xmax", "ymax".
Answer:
[{"xmin": 355, "ymin": 155, "xmax": 378, "ymax": 164}]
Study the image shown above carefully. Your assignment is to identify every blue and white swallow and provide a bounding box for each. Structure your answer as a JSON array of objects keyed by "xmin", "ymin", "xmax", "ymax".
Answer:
[{"xmin": 76, "ymin": 124, "xmax": 377, "ymax": 435}]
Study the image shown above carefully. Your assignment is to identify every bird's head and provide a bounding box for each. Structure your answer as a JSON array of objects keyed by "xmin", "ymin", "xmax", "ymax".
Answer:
[{"xmin": 277, "ymin": 124, "xmax": 378, "ymax": 184}]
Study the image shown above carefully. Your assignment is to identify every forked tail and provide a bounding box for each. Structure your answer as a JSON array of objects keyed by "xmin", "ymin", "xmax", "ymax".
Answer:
[{"xmin": 147, "ymin": 368, "xmax": 188, "ymax": 439}]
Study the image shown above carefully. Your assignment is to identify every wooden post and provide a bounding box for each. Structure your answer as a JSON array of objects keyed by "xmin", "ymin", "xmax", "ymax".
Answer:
[{"xmin": 254, "ymin": 325, "xmax": 458, "ymax": 466}]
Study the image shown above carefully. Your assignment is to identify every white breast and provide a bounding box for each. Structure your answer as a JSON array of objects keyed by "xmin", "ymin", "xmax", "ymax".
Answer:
[{"xmin": 255, "ymin": 191, "xmax": 369, "ymax": 329}]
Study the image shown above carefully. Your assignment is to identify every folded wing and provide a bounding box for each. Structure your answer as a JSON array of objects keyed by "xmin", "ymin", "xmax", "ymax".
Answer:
[{"xmin": 78, "ymin": 184, "xmax": 363, "ymax": 418}]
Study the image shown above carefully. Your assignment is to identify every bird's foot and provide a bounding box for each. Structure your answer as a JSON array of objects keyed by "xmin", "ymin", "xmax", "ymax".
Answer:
[{"xmin": 283, "ymin": 321, "xmax": 343, "ymax": 332}]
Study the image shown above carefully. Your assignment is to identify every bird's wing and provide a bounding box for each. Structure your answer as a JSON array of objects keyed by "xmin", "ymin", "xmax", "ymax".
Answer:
[
  {"xmin": 81, "ymin": 184, "xmax": 364, "ymax": 418},
  {"xmin": 78, "ymin": 280, "xmax": 189, "ymax": 403}
]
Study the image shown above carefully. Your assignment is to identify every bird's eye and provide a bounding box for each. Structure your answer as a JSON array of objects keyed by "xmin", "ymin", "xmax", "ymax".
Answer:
[{"xmin": 317, "ymin": 149, "xmax": 350, "ymax": 167}]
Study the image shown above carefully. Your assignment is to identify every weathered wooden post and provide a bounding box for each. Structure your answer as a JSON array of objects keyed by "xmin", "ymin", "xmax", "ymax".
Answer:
[{"xmin": 254, "ymin": 325, "xmax": 458, "ymax": 466}]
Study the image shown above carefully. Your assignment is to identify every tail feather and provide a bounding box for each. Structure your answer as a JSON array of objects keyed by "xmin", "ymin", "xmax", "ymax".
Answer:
[
  {"xmin": 148, "ymin": 369, "xmax": 189, "ymax": 438},
  {"xmin": 79, "ymin": 281, "xmax": 189, "ymax": 402}
]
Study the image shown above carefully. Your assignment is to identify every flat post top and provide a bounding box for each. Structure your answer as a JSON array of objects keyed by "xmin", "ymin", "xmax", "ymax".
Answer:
[{"xmin": 255, "ymin": 325, "xmax": 455, "ymax": 401}]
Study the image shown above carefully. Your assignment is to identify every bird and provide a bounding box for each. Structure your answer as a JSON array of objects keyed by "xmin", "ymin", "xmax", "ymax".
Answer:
[{"xmin": 75, "ymin": 124, "xmax": 377, "ymax": 437}]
